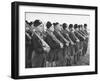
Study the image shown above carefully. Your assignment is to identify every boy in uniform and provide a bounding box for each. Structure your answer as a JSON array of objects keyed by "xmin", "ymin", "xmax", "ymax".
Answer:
[
  {"xmin": 68, "ymin": 24, "xmax": 80, "ymax": 65},
  {"xmin": 45, "ymin": 21, "xmax": 61, "ymax": 67},
  {"xmin": 53, "ymin": 22, "xmax": 69, "ymax": 66},
  {"xmin": 61, "ymin": 23, "xmax": 74, "ymax": 65},
  {"xmin": 31, "ymin": 20, "xmax": 50, "ymax": 67}
]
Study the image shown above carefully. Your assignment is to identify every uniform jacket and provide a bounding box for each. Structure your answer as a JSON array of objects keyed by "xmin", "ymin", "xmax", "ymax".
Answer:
[
  {"xmin": 53, "ymin": 30, "xmax": 66, "ymax": 45},
  {"xmin": 45, "ymin": 32, "xmax": 60, "ymax": 49},
  {"xmin": 61, "ymin": 30, "xmax": 71, "ymax": 43},
  {"xmin": 68, "ymin": 31, "xmax": 77, "ymax": 43},
  {"xmin": 74, "ymin": 31, "xmax": 84, "ymax": 41},
  {"xmin": 44, "ymin": 31, "xmax": 61, "ymax": 62},
  {"xmin": 31, "ymin": 33, "xmax": 44, "ymax": 54},
  {"xmin": 78, "ymin": 30, "xmax": 86, "ymax": 37}
]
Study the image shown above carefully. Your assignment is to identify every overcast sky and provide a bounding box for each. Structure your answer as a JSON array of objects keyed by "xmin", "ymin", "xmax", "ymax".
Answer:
[{"xmin": 25, "ymin": 12, "xmax": 90, "ymax": 30}]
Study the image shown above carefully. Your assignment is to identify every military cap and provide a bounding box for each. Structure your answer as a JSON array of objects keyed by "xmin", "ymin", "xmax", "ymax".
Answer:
[
  {"xmin": 62, "ymin": 23, "xmax": 67, "ymax": 30},
  {"xmin": 33, "ymin": 20, "xmax": 42, "ymax": 27},
  {"xmin": 29, "ymin": 22, "xmax": 33, "ymax": 26},
  {"xmin": 84, "ymin": 24, "xmax": 87, "ymax": 29},
  {"xmin": 25, "ymin": 20, "xmax": 28, "ymax": 24},
  {"xmin": 74, "ymin": 24, "xmax": 78, "ymax": 29},
  {"xmin": 46, "ymin": 21, "xmax": 52, "ymax": 29},
  {"xmin": 53, "ymin": 22, "xmax": 59, "ymax": 27},
  {"xmin": 69, "ymin": 24, "xmax": 73, "ymax": 29},
  {"xmin": 77, "ymin": 24, "xmax": 81, "ymax": 28}
]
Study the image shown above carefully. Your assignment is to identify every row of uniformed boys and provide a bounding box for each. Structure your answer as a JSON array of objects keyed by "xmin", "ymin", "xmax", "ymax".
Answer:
[{"xmin": 25, "ymin": 19, "xmax": 89, "ymax": 68}]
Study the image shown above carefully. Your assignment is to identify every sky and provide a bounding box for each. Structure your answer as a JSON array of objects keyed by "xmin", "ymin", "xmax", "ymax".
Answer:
[{"xmin": 25, "ymin": 12, "xmax": 90, "ymax": 30}]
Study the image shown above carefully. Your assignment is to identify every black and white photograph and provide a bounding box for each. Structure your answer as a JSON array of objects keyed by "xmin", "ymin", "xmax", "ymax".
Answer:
[
  {"xmin": 11, "ymin": 1, "xmax": 97, "ymax": 79},
  {"xmin": 25, "ymin": 12, "xmax": 90, "ymax": 68}
]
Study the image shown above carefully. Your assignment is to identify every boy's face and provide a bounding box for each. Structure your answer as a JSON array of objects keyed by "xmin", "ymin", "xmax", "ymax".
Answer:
[
  {"xmin": 56, "ymin": 24, "xmax": 62, "ymax": 31},
  {"xmin": 31, "ymin": 24, "xmax": 34, "ymax": 29},
  {"xmin": 84, "ymin": 26, "xmax": 87, "ymax": 30},
  {"xmin": 69, "ymin": 27, "xmax": 74, "ymax": 31},
  {"xmin": 81, "ymin": 25, "xmax": 85, "ymax": 30},
  {"xmin": 49, "ymin": 25, "xmax": 54, "ymax": 32},
  {"xmin": 65, "ymin": 27, "xmax": 69, "ymax": 31},
  {"xmin": 36, "ymin": 24, "xmax": 44, "ymax": 32},
  {"xmin": 79, "ymin": 27, "xmax": 82, "ymax": 30},
  {"xmin": 76, "ymin": 28, "xmax": 79, "ymax": 31},
  {"xmin": 25, "ymin": 23, "xmax": 30, "ymax": 31}
]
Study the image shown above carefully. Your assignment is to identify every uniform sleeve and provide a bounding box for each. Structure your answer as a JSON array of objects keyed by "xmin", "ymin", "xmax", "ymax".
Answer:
[
  {"xmin": 59, "ymin": 32, "xmax": 69, "ymax": 44},
  {"xmin": 61, "ymin": 32, "xmax": 70, "ymax": 41},
  {"xmin": 69, "ymin": 32, "xmax": 77, "ymax": 43},
  {"xmin": 25, "ymin": 34, "xmax": 31, "ymax": 45},
  {"xmin": 75, "ymin": 32, "xmax": 84, "ymax": 41},
  {"xmin": 45, "ymin": 35, "xmax": 60, "ymax": 49}
]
